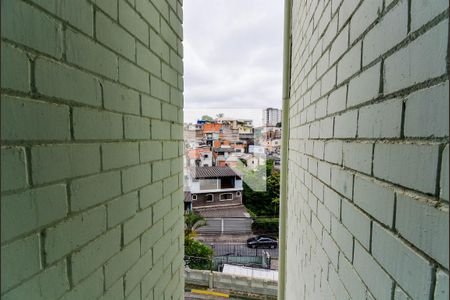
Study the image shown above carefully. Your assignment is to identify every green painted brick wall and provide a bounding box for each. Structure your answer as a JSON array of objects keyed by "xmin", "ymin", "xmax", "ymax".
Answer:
[{"xmin": 1, "ymin": 0, "xmax": 184, "ymax": 299}]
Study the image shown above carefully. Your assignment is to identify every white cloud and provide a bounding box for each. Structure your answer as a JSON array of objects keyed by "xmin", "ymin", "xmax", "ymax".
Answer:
[{"xmin": 184, "ymin": 0, "xmax": 284, "ymax": 111}]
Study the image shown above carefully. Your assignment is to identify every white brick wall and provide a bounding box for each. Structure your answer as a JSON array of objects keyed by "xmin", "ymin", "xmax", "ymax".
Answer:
[{"xmin": 285, "ymin": 0, "xmax": 449, "ymax": 299}]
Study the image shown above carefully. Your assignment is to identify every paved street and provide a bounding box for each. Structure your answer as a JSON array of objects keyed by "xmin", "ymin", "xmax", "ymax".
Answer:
[{"xmin": 206, "ymin": 242, "xmax": 279, "ymax": 258}]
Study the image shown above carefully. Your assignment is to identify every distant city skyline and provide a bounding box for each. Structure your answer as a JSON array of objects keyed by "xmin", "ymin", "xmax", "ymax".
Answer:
[{"xmin": 185, "ymin": 108, "xmax": 273, "ymax": 127}]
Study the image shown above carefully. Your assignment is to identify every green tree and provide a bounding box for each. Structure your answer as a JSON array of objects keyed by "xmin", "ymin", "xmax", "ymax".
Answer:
[{"xmin": 184, "ymin": 211, "xmax": 206, "ymax": 239}]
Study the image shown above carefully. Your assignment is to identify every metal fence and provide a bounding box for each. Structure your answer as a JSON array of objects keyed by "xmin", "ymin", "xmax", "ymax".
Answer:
[{"xmin": 208, "ymin": 243, "xmax": 279, "ymax": 258}]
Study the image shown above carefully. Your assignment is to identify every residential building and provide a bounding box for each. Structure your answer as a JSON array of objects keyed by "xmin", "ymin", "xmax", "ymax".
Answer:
[
  {"xmin": 262, "ymin": 107, "xmax": 282, "ymax": 126},
  {"xmin": 188, "ymin": 166, "xmax": 243, "ymax": 208}
]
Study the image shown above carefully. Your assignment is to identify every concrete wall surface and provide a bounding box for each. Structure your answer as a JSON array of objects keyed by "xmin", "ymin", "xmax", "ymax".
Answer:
[
  {"xmin": 1, "ymin": 0, "xmax": 184, "ymax": 299},
  {"xmin": 184, "ymin": 268, "xmax": 278, "ymax": 298},
  {"xmin": 285, "ymin": 0, "xmax": 449, "ymax": 299}
]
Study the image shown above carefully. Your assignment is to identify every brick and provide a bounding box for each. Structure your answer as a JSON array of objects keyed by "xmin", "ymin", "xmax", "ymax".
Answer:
[
  {"xmin": 169, "ymin": 8, "xmax": 182, "ymax": 38},
  {"xmin": 349, "ymin": 0, "xmax": 383, "ymax": 42},
  {"xmin": 119, "ymin": 58, "xmax": 150, "ymax": 93},
  {"xmin": 362, "ymin": 0, "xmax": 408, "ymax": 65},
  {"xmin": 338, "ymin": 0, "xmax": 359, "ymax": 29},
  {"xmin": 152, "ymin": 120, "xmax": 171, "ymax": 140},
  {"xmin": 96, "ymin": 11, "xmax": 135, "ymax": 60},
  {"xmin": 136, "ymin": 0, "xmax": 160, "ymax": 31},
  {"xmin": 322, "ymin": 231, "xmax": 339, "ymax": 269},
  {"xmin": 35, "ymin": 58, "xmax": 101, "ymax": 106},
  {"xmin": 150, "ymin": 29, "xmax": 170, "ymax": 62},
  {"xmin": 102, "ymin": 142, "xmax": 139, "ymax": 170},
  {"xmin": 342, "ymin": 142, "xmax": 372, "ymax": 174},
  {"xmin": 66, "ymin": 29, "xmax": 117, "ymax": 79},
  {"xmin": 153, "ymin": 196, "xmax": 171, "ymax": 223},
  {"xmin": 140, "ymin": 141, "xmax": 162, "ymax": 163},
  {"xmin": 162, "ymin": 103, "xmax": 178, "ymax": 123},
  {"xmin": 160, "ymin": 18, "xmax": 177, "ymax": 49},
  {"xmin": 119, "ymin": 0, "xmax": 149, "ymax": 45},
  {"xmin": 140, "ymin": 181, "xmax": 163, "ymax": 209},
  {"xmin": 162, "ymin": 63, "xmax": 178, "ymax": 88},
  {"xmin": 32, "ymin": 144, "xmax": 100, "ymax": 184},
  {"xmin": 411, "ymin": 0, "xmax": 448, "ymax": 31},
  {"xmin": 141, "ymin": 259, "xmax": 163, "ymax": 297},
  {"xmin": 330, "ymin": 217, "xmax": 353, "ymax": 260},
  {"xmin": 94, "ymin": 0, "xmax": 117, "ymax": 19},
  {"xmin": 334, "ymin": 109, "xmax": 357, "ymax": 138},
  {"xmin": 1, "ymin": 0, "xmax": 62, "ymax": 57},
  {"xmin": 153, "ymin": 231, "xmax": 171, "ymax": 262},
  {"xmin": 328, "ymin": 262, "xmax": 351, "ymax": 300},
  {"xmin": 321, "ymin": 66, "xmax": 336, "ymax": 95},
  {"xmin": 394, "ymin": 286, "xmax": 410, "ymax": 300},
  {"xmin": 163, "ymin": 174, "xmax": 178, "ymax": 196},
  {"xmin": 151, "ymin": 75, "xmax": 170, "ymax": 101},
  {"xmin": 341, "ymin": 199, "xmax": 371, "ymax": 249},
  {"xmin": 435, "ymin": 270, "xmax": 449, "ymax": 300},
  {"xmin": 322, "ymin": 14, "xmax": 338, "ymax": 50},
  {"xmin": 1, "ymin": 96, "xmax": 70, "ymax": 141},
  {"xmin": 122, "ymin": 163, "xmax": 152, "ymax": 193},
  {"xmin": 329, "ymin": 24, "xmax": 348, "ymax": 65},
  {"xmin": 137, "ymin": 42, "xmax": 161, "ymax": 76},
  {"xmin": 1, "ymin": 43, "xmax": 29, "ymax": 92},
  {"xmin": 170, "ymin": 157, "xmax": 182, "ymax": 175},
  {"xmin": 404, "ymin": 81, "xmax": 449, "ymax": 138},
  {"xmin": 163, "ymin": 141, "xmax": 178, "ymax": 159},
  {"xmin": 1, "ymin": 147, "xmax": 27, "ymax": 192},
  {"xmin": 384, "ymin": 19, "xmax": 448, "ymax": 93},
  {"xmin": 73, "ymin": 107, "xmax": 123, "ymax": 140},
  {"xmin": 324, "ymin": 141, "xmax": 342, "ymax": 164},
  {"xmin": 124, "ymin": 249, "xmax": 152, "ymax": 295},
  {"xmin": 124, "ymin": 115, "xmax": 151, "ymax": 139},
  {"xmin": 141, "ymin": 220, "xmax": 163, "ymax": 254},
  {"xmin": 338, "ymin": 255, "xmax": 367, "ymax": 300},
  {"xmin": 316, "ymin": 200, "xmax": 331, "ymax": 232},
  {"xmin": 104, "ymin": 239, "xmax": 140, "ymax": 288},
  {"xmin": 347, "ymin": 62, "xmax": 380, "ymax": 108},
  {"xmin": 337, "ymin": 42, "xmax": 361, "ymax": 84},
  {"xmin": 31, "ymin": 0, "xmax": 93, "ymax": 36},
  {"xmin": 323, "ymin": 186, "xmax": 340, "ymax": 219},
  {"xmin": 327, "ymin": 85, "xmax": 346, "ymax": 115},
  {"xmin": 99, "ymin": 277, "xmax": 123, "ymax": 300},
  {"xmin": 151, "ymin": 0, "xmax": 169, "ymax": 20},
  {"xmin": 358, "ymin": 98, "xmax": 402, "ymax": 138},
  {"xmin": 1, "ymin": 235, "xmax": 41, "ymax": 291},
  {"xmin": 61, "ymin": 268, "xmax": 103, "ymax": 300},
  {"xmin": 71, "ymin": 227, "xmax": 121, "ymax": 284},
  {"xmin": 1, "ymin": 184, "xmax": 67, "ymax": 243},
  {"xmin": 152, "ymin": 160, "xmax": 171, "ymax": 181},
  {"xmin": 142, "ymin": 95, "xmax": 162, "ymax": 119},
  {"xmin": 441, "ymin": 145, "xmax": 449, "ymax": 201},
  {"xmin": 107, "ymin": 192, "xmax": 138, "ymax": 228},
  {"xmin": 70, "ymin": 171, "xmax": 121, "ymax": 211},
  {"xmin": 353, "ymin": 176, "xmax": 395, "ymax": 227},
  {"xmin": 170, "ymin": 50, "xmax": 183, "ymax": 75},
  {"xmin": 127, "ymin": 285, "xmax": 141, "ymax": 300},
  {"xmin": 353, "ymin": 241, "xmax": 393, "ymax": 300},
  {"xmin": 315, "ymin": 98, "xmax": 328, "ymax": 119},
  {"xmin": 331, "ymin": 166, "xmax": 353, "ymax": 200},
  {"xmin": 45, "ymin": 206, "xmax": 106, "ymax": 263},
  {"xmin": 1, "ymin": 261, "xmax": 68, "ymax": 300},
  {"xmin": 373, "ymin": 143, "xmax": 440, "ymax": 194},
  {"xmin": 123, "ymin": 206, "xmax": 152, "ymax": 244},
  {"xmin": 372, "ymin": 222, "xmax": 433, "ymax": 299},
  {"xmin": 396, "ymin": 194, "xmax": 448, "ymax": 267},
  {"xmin": 103, "ymin": 81, "xmax": 140, "ymax": 115}
]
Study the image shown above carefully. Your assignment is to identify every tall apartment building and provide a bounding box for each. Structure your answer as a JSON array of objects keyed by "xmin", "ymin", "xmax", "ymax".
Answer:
[{"xmin": 262, "ymin": 107, "xmax": 282, "ymax": 126}]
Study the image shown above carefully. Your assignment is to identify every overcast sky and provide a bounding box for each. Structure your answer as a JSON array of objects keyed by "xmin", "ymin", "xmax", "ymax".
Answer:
[{"xmin": 183, "ymin": 0, "xmax": 284, "ymax": 125}]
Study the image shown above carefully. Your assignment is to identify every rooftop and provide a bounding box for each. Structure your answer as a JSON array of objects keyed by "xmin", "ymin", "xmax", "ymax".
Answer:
[{"xmin": 191, "ymin": 166, "xmax": 242, "ymax": 179}]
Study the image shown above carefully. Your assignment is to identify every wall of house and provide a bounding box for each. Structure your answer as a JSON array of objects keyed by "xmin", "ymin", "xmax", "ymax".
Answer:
[
  {"xmin": 1, "ymin": 0, "xmax": 184, "ymax": 299},
  {"xmin": 285, "ymin": 0, "xmax": 448, "ymax": 299},
  {"xmin": 192, "ymin": 191, "xmax": 242, "ymax": 208}
]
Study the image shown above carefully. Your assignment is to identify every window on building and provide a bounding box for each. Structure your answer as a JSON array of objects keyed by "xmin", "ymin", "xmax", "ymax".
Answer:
[
  {"xmin": 192, "ymin": 194, "xmax": 197, "ymax": 200},
  {"xmin": 219, "ymin": 193, "xmax": 233, "ymax": 201},
  {"xmin": 206, "ymin": 194, "xmax": 214, "ymax": 202},
  {"xmin": 236, "ymin": 191, "xmax": 241, "ymax": 197}
]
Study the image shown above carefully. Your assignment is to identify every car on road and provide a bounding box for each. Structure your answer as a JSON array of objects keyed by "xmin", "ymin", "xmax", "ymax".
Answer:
[{"xmin": 246, "ymin": 235, "xmax": 278, "ymax": 249}]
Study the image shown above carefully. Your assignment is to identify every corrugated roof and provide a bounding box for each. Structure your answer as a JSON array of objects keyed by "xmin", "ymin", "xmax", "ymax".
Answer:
[{"xmin": 191, "ymin": 166, "xmax": 242, "ymax": 178}]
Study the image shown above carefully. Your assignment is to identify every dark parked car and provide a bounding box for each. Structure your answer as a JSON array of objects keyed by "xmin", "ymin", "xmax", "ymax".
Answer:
[{"xmin": 246, "ymin": 235, "xmax": 278, "ymax": 249}]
